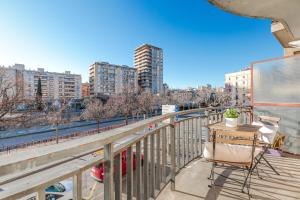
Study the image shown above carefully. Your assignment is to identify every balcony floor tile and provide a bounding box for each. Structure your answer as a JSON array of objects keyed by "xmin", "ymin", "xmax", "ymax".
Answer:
[{"xmin": 157, "ymin": 155, "xmax": 300, "ymax": 200}]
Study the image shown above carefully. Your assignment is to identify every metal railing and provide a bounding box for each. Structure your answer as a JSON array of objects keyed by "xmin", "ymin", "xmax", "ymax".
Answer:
[{"xmin": 0, "ymin": 107, "xmax": 252, "ymax": 200}]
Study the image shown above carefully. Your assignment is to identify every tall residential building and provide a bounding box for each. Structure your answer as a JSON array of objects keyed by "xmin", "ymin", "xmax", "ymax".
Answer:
[
  {"xmin": 134, "ymin": 44, "xmax": 163, "ymax": 94},
  {"xmin": 225, "ymin": 68, "xmax": 251, "ymax": 106},
  {"xmin": 81, "ymin": 82, "xmax": 90, "ymax": 98},
  {"xmin": 1, "ymin": 64, "xmax": 82, "ymax": 100},
  {"xmin": 89, "ymin": 62, "xmax": 137, "ymax": 96}
]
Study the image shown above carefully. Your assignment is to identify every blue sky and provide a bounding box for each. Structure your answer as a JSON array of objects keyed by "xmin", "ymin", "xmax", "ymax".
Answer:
[{"xmin": 0, "ymin": 0, "xmax": 282, "ymax": 88}]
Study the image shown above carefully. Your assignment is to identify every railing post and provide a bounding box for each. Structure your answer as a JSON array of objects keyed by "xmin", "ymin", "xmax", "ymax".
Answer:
[
  {"xmin": 143, "ymin": 137, "xmax": 149, "ymax": 199},
  {"xmin": 150, "ymin": 134, "xmax": 155, "ymax": 197},
  {"xmin": 183, "ymin": 120, "xmax": 187, "ymax": 165},
  {"xmin": 187, "ymin": 119, "xmax": 190, "ymax": 162},
  {"xmin": 177, "ymin": 122, "xmax": 181, "ymax": 168},
  {"xmin": 170, "ymin": 116, "xmax": 176, "ymax": 190},
  {"xmin": 250, "ymin": 106, "xmax": 254, "ymax": 124},
  {"xmin": 136, "ymin": 141, "xmax": 142, "ymax": 200},
  {"xmin": 127, "ymin": 146, "xmax": 133, "ymax": 200},
  {"xmin": 195, "ymin": 117, "xmax": 199, "ymax": 157},
  {"xmin": 115, "ymin": 153, "xmax": 122, "ymax": 200},
  {"xmin": 199, "ymin": 117, "xmax": 203, "ymax": 155},
  {"xmin": 238, "ymin": 108, "xmax": 243, "ymax": 124},
  {"xmin": 205, "ymin": 111, "xmax": 210, "ymax": 142},
  {"xmin": 192, "ymin": 118, "xmax": 195, "ymax": 159},
  {"xmin": 156, "ymin": 130, "xmax": 161, "ymax": 190},
  {"xmin": 37, "ymin": 189, "xmax": 45, "ymax": 200},
  {"xmin": 73, "ymin": 171, "xmax": 82, "ymax": 200},
  {"xmin": 104, "ymin": 143, "xmax": 114, "ymax": 200},
  {"xmin": 161, "ymin": 128, "xmax": 167, "ymax": 184}
]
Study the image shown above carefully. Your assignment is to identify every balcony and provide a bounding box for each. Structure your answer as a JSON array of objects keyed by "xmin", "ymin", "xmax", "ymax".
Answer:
[{"xmin": 0, "ymin": 107, "xmax": 299, "ymax": 200}]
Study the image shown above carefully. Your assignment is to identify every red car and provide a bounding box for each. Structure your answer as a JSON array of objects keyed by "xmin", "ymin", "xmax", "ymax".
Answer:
[{"xmin": 91, "ymin": 150, "xmax": 143, "ymax": 182}]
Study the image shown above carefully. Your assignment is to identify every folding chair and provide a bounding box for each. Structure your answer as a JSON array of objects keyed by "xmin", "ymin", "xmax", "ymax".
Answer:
[
  {"xmin": 203, "ymin": 126, "xmax": 261, "ymax": 195},
  {"xmin": 252, "ymin": 116, "xmax": 281, "ymax": 175}
]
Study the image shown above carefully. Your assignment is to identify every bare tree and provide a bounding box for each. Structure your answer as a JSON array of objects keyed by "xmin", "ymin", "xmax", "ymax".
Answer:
[
  {"xmin": 214, "ymin": 91, "xmax": 232, "ymax": 107},
  {"xmin": 195, "ymin": 90, "xmax": 210, "ymax": 107},
  {"xmin": 47, "ymin": 102, "xmax": 70, "ymax": 143},
  {"xmin": 104, "ymin": 96, "xmax": 118, "ymax": 119},
  {"xmin": 0, "ymin": 68, "xmax": 23, "ymax": 128},
  {"xmin": 194, "ymin": 89, "xmax": 231, "ymax": 107},
  {"xmin": 161, "ymin": 92, "xmax": 181, "ymax": 105},
  {"xmin": 81, "ymin": 99, "xmax": 106, "ymax": 131},
  {"xmin": 137, "ymin": 89, "xmax": 155, "ymax": 119},
  {"xmin": 114, "ymin": 85, "xmax": 137, "ymax": 125}
]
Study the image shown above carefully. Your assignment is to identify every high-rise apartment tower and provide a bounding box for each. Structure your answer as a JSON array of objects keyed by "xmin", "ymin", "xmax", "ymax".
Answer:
[{"xmin": 134, "ymin": 44, "xmax": 163, "ymax": 94}]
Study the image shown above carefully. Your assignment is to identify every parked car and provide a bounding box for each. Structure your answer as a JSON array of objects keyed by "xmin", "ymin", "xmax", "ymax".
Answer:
[
  {"xmin": 25, "ymin": 180, "xmax": 73, "ymax": 200},
  {"xmin": 91, "ymin": 150, "xmax": 143, "ymax": 182}
]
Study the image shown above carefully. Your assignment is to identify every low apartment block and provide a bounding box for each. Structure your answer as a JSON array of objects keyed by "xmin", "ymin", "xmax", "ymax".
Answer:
[
  {"xmin": 1, "ymin": 64, "xmax": 82, "ymax": 100},
  {"xmin": 89, "ymin": 62, "xmax": 137, "ymax": 96},
  {"xmin": 225, "ymin": 68, "xmax": 251, "ymax": 106}
]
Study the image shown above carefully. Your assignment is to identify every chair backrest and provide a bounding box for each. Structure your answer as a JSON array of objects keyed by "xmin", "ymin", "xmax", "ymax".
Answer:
[
  {"xmin": 206, "ymin": 128, "xmax": 258, "ymax": 165},
  {"xmin": 209, "ymin": 127, "xmax": 258, "ymax": 146},
  {"xmin": 259, "ymin": 116, "xmax": 280, "ymax": 125}
]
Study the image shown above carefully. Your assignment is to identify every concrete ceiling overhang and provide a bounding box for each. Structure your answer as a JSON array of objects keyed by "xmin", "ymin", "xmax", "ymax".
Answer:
[{"xmin": 208, "ymin": 0, "xmax": 300, "ymax": 48}]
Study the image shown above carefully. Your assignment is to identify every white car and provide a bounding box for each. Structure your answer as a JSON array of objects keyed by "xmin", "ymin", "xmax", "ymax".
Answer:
[{"xmin": 24, "ymin": 180, "xmax": 73, "ymax": 200}]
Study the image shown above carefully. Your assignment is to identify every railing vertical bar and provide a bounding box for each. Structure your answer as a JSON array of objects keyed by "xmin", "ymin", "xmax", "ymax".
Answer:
[
  {"xmin": 156, "ymin": 130, "xmax": 161, "ymax": 190},
  {"xmin": 190, "ymin": 118, "xmax": 194, "ymax": 159},
  {"xmin": 199, "ymin": 117, "xmax": 203, "ymax": 155},
  {"xmin": 161, "ymin": 127, "xmax": 167, "ymax": 183},
  {"xmin": 115, "ymin": 153, "xmax": 122, "ymax": 200},
  {"xmin": 104, "ymin": 143, "xmax": 114, "ymax": 200},
  {"xmin": 238, "ymin": 108, "xmax": 241, "ymax": 124},
  {"xmin": 136, "ymin": 141, "xmax": 142, "ymax": 200},
  {"xmin": 206, "ymin": 113, "xmax": 210, "ymax": 142},
  {"xmin": 143, "ymin": 137, "xmax": 149, "ymax": 200},
  {"xmin": 150, "ymin": 133, "xmax": 155, "ymax": 197},
  {"xmin": 177, "ymin": 122, "xmax": 181, "ymax": 168},
  {"xmin": 220, "ymin": 112, "xmax": 223, "ymax": 122},
  {"xmin": 195, "ymin": 117, "xmax": 199, "ymax": 157},
  {"xmin": 37, "ymin": 189, "xmax": 45, "ymax": 200},
  {"xmin": 127, "ymin": 146, "xmax": 133, "ymax": 200},
  {"xmin": 183, "ymin": 120, "xmax": 186, "ymax": 165},
  {"xmin": 194, "ymin": 117, "xmax": 198, "ymax": 157},
  {"xmin": 248, "ymin": 110, "xmax": 250, "ymax": 124},
  {"xmin": 187, "ymin": 119, "xmax": 190, "ymax": 162},
  {"xmin": 170, "ymin": 116, "xmax": 176, "ymax": 190},
  {"xmin": 73, "ymin": 171, "xmax": 82, "ymax": 200}
]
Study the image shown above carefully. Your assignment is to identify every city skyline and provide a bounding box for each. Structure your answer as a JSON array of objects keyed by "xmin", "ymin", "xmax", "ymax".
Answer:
[{"xmin": 0, "ymin": 0, "xmax": 282, "ymax": 88}]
